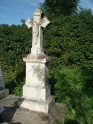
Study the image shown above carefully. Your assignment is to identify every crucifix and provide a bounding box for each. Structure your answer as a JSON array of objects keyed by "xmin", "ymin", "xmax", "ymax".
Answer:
[
  {"xmin": 25, "ymin": 9, "xmax": 50, "ymax": 55},
  {"xmin": 21, "ymin": 9, "xmax": 55, "ymax": 113}
]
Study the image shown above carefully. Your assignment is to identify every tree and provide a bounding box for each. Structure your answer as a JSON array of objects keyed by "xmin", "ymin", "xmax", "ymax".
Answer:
[
  {"xmin": 21, "ymin": 19, "xmax": 26, "ymax": 25},
  {"xmin": 41, "ymin": 0, "xmax": 79, "ymax": 17},
  {"xmin": 0, "ymin": 24, "xmax": 32, "ymax": 94},
  {"xmin": 43, "ymin": 9, "xmax": 93, "ymax": 70}
]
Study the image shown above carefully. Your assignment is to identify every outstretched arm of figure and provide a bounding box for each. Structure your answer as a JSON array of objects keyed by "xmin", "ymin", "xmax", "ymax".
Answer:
[{"xmin": 25, "ymin": 18, "xmax": 33, "ymax": 28}]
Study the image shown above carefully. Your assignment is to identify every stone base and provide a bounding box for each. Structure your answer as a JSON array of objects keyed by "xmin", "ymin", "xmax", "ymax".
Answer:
[
  {"xmin": 0, "ymin": 95, "xmax": 65, "ymax": 124},
  {"xmin": 0, "ymin": 89, "xmax": 9, "ymax": 100},
  {"xmin": 20, "ymin": 96, "xmax": 55, "ymax": 114},
  {"xmin": 23, "ymin": 84, "xmax": 51, "ymax": 101}
]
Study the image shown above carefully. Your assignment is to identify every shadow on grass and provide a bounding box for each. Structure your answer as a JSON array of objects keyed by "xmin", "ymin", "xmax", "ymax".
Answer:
[{"xmin": 64, "ymin": 119, "xmax": 79, "ymax": 124}]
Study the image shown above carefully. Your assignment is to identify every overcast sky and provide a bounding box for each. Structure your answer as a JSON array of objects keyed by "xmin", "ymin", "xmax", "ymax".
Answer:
[{"xmin": 0, "ymin": 0, "xmax": 93, "ymax": 25}]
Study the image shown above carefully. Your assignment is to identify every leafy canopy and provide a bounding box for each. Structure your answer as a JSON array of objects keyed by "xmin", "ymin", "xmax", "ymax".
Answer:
[{"xmin": 41, "ymin": 0, "xmax": 79, "ymax": 17}]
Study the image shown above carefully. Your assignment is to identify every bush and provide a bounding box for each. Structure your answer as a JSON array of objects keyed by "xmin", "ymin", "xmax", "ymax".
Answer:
[
  {"xmin": 12, "ymin": 80, "xmax": 25, "ymax": 96},
  {"xmin": 50, "ymin": 68, "xmax": 93, "ymax": 124}
]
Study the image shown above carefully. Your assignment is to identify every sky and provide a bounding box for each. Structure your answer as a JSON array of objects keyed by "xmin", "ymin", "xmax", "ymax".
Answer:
[{"xmin": 0, "ymin": 0, "xmax": 93, "ymax": 25}]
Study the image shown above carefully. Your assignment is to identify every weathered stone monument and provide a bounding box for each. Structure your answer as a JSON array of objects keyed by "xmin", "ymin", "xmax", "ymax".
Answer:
[
  {"xmin": 0, "ymin": 65, "xmax": 9, "ymax": 99},
  {"xmin": 20, "ymin": 9, "xmax": 55, "ymax": 113},
  {"xmin": 0, "ymin": 66, "xmax": 5, "ymax": 90}
]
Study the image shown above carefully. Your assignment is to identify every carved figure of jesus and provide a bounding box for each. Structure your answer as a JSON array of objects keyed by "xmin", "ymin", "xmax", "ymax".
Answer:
[{"xmin": 25, "ymin": 9, "xmax": 50, "ymax": 55}]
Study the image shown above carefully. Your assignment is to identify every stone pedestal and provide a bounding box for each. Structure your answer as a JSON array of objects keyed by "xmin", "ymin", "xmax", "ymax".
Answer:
[
  {"xmin": 0, "ymin": 68, "xmax": 5, "ymax": 90},
  {"xmin": 0, "ymin": 89, "xmax": 9, "ymax": 100},
  {"xmin": 20, "ymin": 54, "xmax": 55, "ymax": 113},
  {"xmin": 0, "ymin": 67, "xmax": 9, "ymax": 99}
]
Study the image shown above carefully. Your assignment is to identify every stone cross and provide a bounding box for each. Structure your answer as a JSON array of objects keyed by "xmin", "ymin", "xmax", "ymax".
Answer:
[
  {"xmin": 21, "ymin": 9, "xmax": 55, "ymax": 113},
  {"xmin": 25, "ymin": 9, "xmax": 50, "ymax": 55}
]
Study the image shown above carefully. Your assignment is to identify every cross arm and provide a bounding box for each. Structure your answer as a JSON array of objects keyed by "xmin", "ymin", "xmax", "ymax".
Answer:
[
  {"xmin": 25, "ymin": 18, "xmax": 33, "ymax": 28},
  {"xmin": 40, "ymin": 17, "xmax": 50, "ymax": 28}
]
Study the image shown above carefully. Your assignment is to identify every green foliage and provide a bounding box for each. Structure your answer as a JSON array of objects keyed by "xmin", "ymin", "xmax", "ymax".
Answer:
[
  {"xmin": 44, "ymin": 9, "xmax": 93, "ymax": 124},
  {"xmin": 0, "ymin": 8, "xmax": 93, "ymax": 124},
  {"xmin": 0, "ymin": 24, "xmax": 32, "ymax": 94},
  {"xmin": 50, "ymin": 68, "xmax": 93, "ymax": 124},
  {"xmin": 41, "ymin": 0, "xmax": 79, "ymax": 17},
  {"xmin": 44, "ymin": 9, "xmax": 93, "ymax": 70},
  {"xmin": 12, "ymin": 80, "xmax": 25, "ymax": 96}
]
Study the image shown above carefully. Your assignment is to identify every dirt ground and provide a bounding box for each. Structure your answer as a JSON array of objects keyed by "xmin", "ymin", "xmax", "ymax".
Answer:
[{"xmin": 0, "ymin": 95, "xmax": 65, "ymax": 124}]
